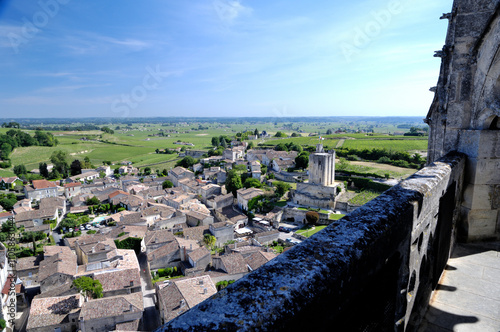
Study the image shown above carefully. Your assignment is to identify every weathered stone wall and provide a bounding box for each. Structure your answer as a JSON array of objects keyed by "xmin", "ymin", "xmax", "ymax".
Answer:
[
  {"xmin": 427, "ymin": 0, "xmax": 500, "ymax": 241},
  {"xmin": 156, "ymin": 153, "xmax": 466, "ymax": 332},
  {"xmin": 292, "ymin": 182, "xmax": 339, "ymax": 209},
  {"xmin": 308, "ymin": 145, "xmax": 335, "ymax": 186}
]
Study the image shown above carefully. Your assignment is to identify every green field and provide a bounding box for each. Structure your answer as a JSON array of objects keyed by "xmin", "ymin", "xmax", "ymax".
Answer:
[
  {"xmin": 342, "ymin": 138, "xmax": 428, "ymax": 152},
  {"xmin": 3, "ymin": 119, "xmax": 428, "ymax": 175}
]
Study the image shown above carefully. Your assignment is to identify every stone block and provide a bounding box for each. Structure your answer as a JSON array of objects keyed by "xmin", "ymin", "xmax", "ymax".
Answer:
[
  {"xmin": 468, "ymin": 159, "xmax": 500, "ymax": 185},
  {"xmin": 456, "ymin": 0, "xmax": 499, "ymax": 14},
  {"xmin": 467, "ymin": 209, "xmax": 498, "ymax": 238},
  {"xmin": 468, "ymin": 184, "xmax": 494, "ymax": 210},
  {"xmin": 478, "ymin": 131, "xmax": 500, "ymax": 158},
  {"xmin": 455, "ymin": 12, "xmax": 493, "ymax": 38},
  {"xmin": 446, "ymin": 104, "xmax": 467, "ymax": 129},
  {"xmin": 458, "ymin": 130, "xmax": 481, "ymax": 158}
]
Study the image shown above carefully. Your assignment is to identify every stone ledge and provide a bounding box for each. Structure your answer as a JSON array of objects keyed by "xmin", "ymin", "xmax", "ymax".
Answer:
[{"xmin": 157, "ymin": 153, "xmax": 466, "ymax": 332}]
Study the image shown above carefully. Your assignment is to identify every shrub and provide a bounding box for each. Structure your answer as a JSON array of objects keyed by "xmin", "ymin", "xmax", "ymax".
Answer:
[{"xmin": 305, "ymin": 211, "xmax": 319, "ymax": 226}]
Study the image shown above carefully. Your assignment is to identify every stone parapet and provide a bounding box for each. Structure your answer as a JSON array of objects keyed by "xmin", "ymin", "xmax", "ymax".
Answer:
[{"xmin": 157, "ymin": 152, "xmax": 466, "ymax": 332}]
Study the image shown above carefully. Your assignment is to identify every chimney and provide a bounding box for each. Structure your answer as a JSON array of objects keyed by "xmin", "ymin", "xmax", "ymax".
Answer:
[
  {"xmin": 190, "ymin": 244, "xmax": 192, "ymax": 250},
  {"xmin": 130, "ymin": 280, "xmax": 134, "ymax": 287},
  {"xmin": 129, "ymin": 304, "xmax": 133, "ymax": 312},
  {"xmin": 180, "ymin": 299, "xmax": 186, "ymax": 308},
  {"xmin": 199, "ymin": 279, "xmax": 204, "ymax": 285},
  {"xmin": 203, "ymin": 288, "xmax": 207, "ymax": 295}
]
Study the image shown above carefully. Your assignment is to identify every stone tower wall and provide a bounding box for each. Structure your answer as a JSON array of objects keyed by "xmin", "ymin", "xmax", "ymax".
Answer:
[
  {"xmin": 426, "ymin": 0, "xmax": 500, "ymax": 241},
  {"xmin": 309, "ymin": 146, "xmax": 335, "ymax": 186}
]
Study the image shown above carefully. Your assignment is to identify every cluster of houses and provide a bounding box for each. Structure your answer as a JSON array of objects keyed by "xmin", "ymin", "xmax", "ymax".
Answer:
[{"xmin": 0, "ymin": 146, "xmax": 303, "ymax": 331}]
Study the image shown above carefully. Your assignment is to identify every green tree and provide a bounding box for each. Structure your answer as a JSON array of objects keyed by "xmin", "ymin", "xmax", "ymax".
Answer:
[
  {"xmin": 225, "ymin": 169, "xmax": 243, "ymax": 197},
  {"xmin": 176, "ymin": 156, "xmax": 196, "ymax": 168},
  {"xmin": 295, "ymin": 151, "xmax": 309, "ymax": 169},
  {"xmin": 254, "ymin": 128, "xmax": 259, "ymax": 136},
  {"xmin": 86, "ymin": 196, "xmax": 100, "ymax": 206},
  {"xmin": 50, "ymin": 150, "xmax": 69, "ymax": 177},
  {"xmin": 70, "ymin": 159, "xmax": 82, "ymax": 176},
  {"xmin": 72, "ymin": 276, "xmax": 103, "ymax": 299},
  {"xmin": 211, "ymin": 136, "xmax": 220, "ymax": 147},
  {"xmin": 275, "ymin": 181, "xmax": 291, "ymax": 198},
  {"xmin": 144, "ymin": 167, "xmax": 152, "ymax": 175},
  {"xmin": 13, "ymin": 164, "xmax": 27, "ymax": 176},
  {"xmin": 275, "ymin": 143, "xmax": 288, "ymax": 151},
  {"xmin": 0, "ymin": 143, "xmax": 12, "ymax": 160},
  {"xmin": 203, "ymin": 234, "xmax": 216, "ymax": 247},
  {"xmin": 305, "ymin": 211, "xmax": 319, "ymax": 226},
  {"xmin": 244, "ymin": 177, "xmax": 262, "ymax": 189},
  {"xmin": 162, "ymin": 180, "xmax": 173, "ymax": 189}
]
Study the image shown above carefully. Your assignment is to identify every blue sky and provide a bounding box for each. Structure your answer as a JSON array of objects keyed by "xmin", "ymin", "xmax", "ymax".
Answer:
[{"xmin": 0, "ymin": 0, "xmax": 453, "ymax": 118}]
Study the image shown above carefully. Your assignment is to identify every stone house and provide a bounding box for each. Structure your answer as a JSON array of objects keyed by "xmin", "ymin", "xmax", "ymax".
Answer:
[
  {"xmin": 254, "ymin": 230, "xmax": 280, "ymax": 245},
  {"xmin": 148, "ymin": 238, "xmax": 201, "ymax": 271},
  {"xmin": 92, "ymin": 268, "xmax": 142, "ymax": 298},
  {"xmin": 143, "ymin": 229, "xmax": 176, "ymax": 254},
  {"xmin": 151, "ymin": 211, "xmax": 187, "ymax": 230},
  {"xmin": 178, "ymin": 178, "xmax": 200, "ymax": 194},
  {"xmin": 16, "ymin": 255, "xmax": 42, "ymax": 287},
  {"xmin": 24, "ymin": 179, "xmax": 59, "ymax": 201},
  {"xmin": 15, "ymin": 208, "xmax": 58, "ymax": 229},
  {"xmin": 156, "ymin": 275, "xmax": 217, "ymax": 325},
  {"xmin": 0, "ymin": 212, "xmax": 11, "ymax": 225},
  {"xmin": 148, "ymin": 241, "xmax": 181, "ymax": 271},
  {"xmin": 212, "ymin": 253, "xmax": 248, "ymax": 277},
  {"xmin": 74, "ymin": 236, "xmax": 117, "ymax": 265},
  {"xmin": 39, "ymin": 250, "xmax": 77, "ymax": 293},
  {"xmin": 117, "ymin": 211, "xmax": 147, "ymax": 227},
  {"xmin": 95, "ymin": 165, "xmax": 112, "ymax": 177},
  {"xmin": 140, "ymin": 204, "xmax": 176, "ymax": 226},
  {"xmin": 168, "ymin": 167, "xmax": 195, "ymax": 187},
  {"xmin": 223, "ymin": 148, "xmax": 244, "ymax": 162},
  {"xmin": 245, "ymin": 251, "xmax": 277, "ymax": 272},
  {"xmin": 0, "ymin": 176, "xmax": 19, "ymax": 190},
  {"xmin": 216, "ymin": 169, "xmax": 227, "ymax": 185},
  {"xmin": 187, "ymin": 247, "xmax": 211, "ymax": 271},
  {"xmin": 236, "ymin": 187, "xmax": 264, "ymax": 211},
  {"xmin": 26, "ymin": 294, "xmax": 83, "ymax": 332},
  {"xmin": 67, "ymin": 171, "xmax": 99, "ymax": 183},
  {"xmin": 182, "ymin": 225, "xmax": 210, "ymax": 243},
  {"xmin": 78, "ymin": 292, "xmax": 143, "ymax": 332},
  {"xmin": 261, "ymin": 150, "xmax": 298, "ymax": 167},
  {"xmin": 185, "ymin": 210, "xmax": 214, "ymax": 228},
  {"xmin": 271, "ymin": 158, "xmax": 296, "ymax": 172},
  {"xmin": 199, "ymin": 184, "xmax": 221, "ymax": 203},
  {"xmin": 207, "ymin": 193, "xmax": 233, "ymax": 210},
  {"xmin": 209, "ymin": 222, "xmax": 234, "ymax": 246},
  {"xmin": 64, "ymin": 182, "xmax": 82, "ymax": 198}
]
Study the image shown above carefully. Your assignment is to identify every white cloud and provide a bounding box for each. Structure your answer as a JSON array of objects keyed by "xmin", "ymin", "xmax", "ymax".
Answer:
[{"xmin": 212, "ymin": 0, "xmax": 252, "ymax": 24}]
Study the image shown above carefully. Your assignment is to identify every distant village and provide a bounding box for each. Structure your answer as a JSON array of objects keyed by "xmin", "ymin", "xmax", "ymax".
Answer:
[{"xmin": 0, "ymin": 139, "xmax": 346, "ymax": 331}]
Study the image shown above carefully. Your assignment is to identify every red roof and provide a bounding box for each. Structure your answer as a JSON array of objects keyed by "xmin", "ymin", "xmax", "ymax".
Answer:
[
  {"xmin": 1, "ymin": 177, "xmax": 18, "ymax": 184},
  {"xmin": 0, "ymin": 212, "xmax": 11, "ymax": 218},
  {"xmin": 109, "ymin": 190, "xmax": 129, "ymax": 199},
  {"xmin": 32, "ymin": 179, "xmax": 57, "ymax": 189},
  {"xmin": 64, "ymin": 182, "xmax": 82, "ymax": 188},
  {"xmin": 2, "ymin": 275, "xmax": 22, "ymax": 295}
]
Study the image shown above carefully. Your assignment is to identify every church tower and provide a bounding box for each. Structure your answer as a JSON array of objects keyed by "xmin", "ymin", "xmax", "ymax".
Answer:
[{"xmin": 309, "ymin": 144, "xmax": 335, "ymax": 186}]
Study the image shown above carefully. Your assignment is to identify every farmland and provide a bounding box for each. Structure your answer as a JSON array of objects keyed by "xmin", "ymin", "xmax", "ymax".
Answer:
[{"xmin": 1, "ymin": 117, "xmax": 429, "ymax": 177}]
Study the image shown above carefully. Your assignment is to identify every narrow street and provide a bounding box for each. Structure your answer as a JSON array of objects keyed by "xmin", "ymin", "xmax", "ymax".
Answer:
[{"xmin": 138, "ymin": 253, "xmax": 160, "ymax": 331}]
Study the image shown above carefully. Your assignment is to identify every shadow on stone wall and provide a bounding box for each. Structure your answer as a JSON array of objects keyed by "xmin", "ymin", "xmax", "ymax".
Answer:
[{"xmin": 157, "ymin": 153, "xmax": 466, "ymax": 332}]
